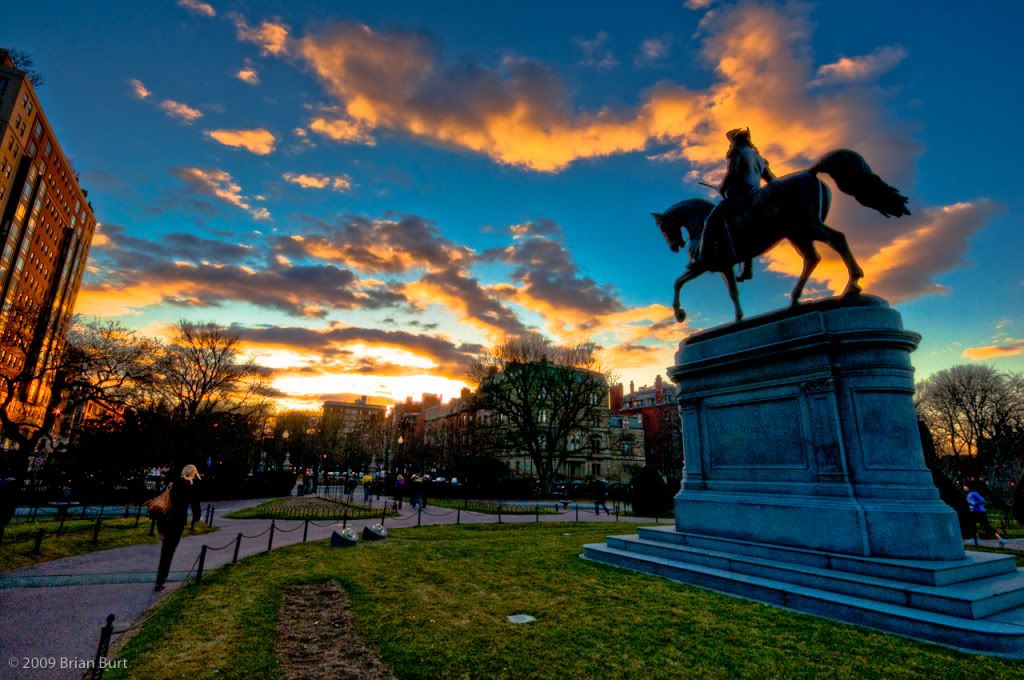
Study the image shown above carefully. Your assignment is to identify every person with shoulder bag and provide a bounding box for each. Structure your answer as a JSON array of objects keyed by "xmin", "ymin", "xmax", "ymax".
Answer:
[{"xmin": 153, "ymin": 464, "xmax": 202, "ymax": 591}]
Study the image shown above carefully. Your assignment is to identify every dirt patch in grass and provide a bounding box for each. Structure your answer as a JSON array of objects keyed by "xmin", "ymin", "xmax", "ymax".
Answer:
[{"xmin": 277, "ymin": 582, "xmax": 396, "ymax": 680}]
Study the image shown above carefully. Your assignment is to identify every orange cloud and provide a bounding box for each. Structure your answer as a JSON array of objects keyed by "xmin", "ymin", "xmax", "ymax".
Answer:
[
  {"xmin": 308, "ymin": 116, "xmax": 376, "ymax": 145},
  {"xmin": 128, "ymin": 79, "xmax": 150, "ymax": 99},
  {"xmin": 236, "ymin": 60, "xmax": 260, "ymax": 85},
  {"xmin": 234, "ymin": 16, "xmax": 290, "ymax": 55},
  {"xmin": 177, "ymin": 0, "xmax": 215, "ymax": 17},
  {"xmin": 810, "ymin": 46, "xmax": 907, "ymax": 88},
  {"xmin": 205, "ymin": 128, "xmax": 276, "ymax": 155},
  {"xmin": 160, "ymin": 99, "xmax": 203, "ymax": 123},
  {"xmin": 282, "ymin": 172, "xmax": 351, "ymax": 191},
  {"xmin": 173, "ymin": 167, "xmax": 271, "ymax": 220},
  {"xmin": 962, "ymin": 343, "xmax": 1024, "ymax": 360}
]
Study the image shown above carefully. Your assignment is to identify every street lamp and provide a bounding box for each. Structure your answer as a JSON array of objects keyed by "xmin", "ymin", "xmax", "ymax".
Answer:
[{"xmin": 281, "ymin": 430, "xmax": 291, "ymax": 472}]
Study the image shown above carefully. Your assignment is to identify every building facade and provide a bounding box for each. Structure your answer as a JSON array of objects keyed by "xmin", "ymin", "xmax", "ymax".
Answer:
[
  {"xmin": 0, "ymin": 50, "xmax": 97, "ymax": 436},
  {"xmin": 616, "ymin": 375, "xmax": 684, "ymax": 479},
  {"xmin": 321, "ymin": 396, "xmax": 386, "ymax": 433}
]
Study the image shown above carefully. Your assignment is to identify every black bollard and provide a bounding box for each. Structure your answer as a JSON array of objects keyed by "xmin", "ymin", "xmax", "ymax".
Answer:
[
  {"xmin": 196, "ymin": 545, "xmax": 207, "ymax": 584},
  {"xmin": 343, "ymin": 510, "xmax": 348, "ymax": 529},
  {"xmin": 417, "ymin": 507, "xmax": 422, "ymax": 527},
  {"xmin": 267, "ymin": 520, "xmax": 276, "ymax": 551},
  {"xmin": 575, "ymin": 505, "xmax": 579, "ymax": 523},
  {"xmin": 93, "ymin": 614, "xmax": 115, "ymax": 677},
  {"xmin": 233, "ymin": 533, "xmax": 242, "ymax": 563},
  {"xmin": 457, "ymin": 508, "xmax": 461, "ymax": 525},
  {"xmin": 303, "ymin": 519, "xmax": 309, "ymax": 543}
]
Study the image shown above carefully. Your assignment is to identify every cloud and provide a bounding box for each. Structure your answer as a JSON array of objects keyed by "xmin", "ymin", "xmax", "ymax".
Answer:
[
  {"xmin": 308, "ymin": 116, "xmax": 376, "ymax": 145},
  {"xmin": 204, "ymin": 128, "xmax": 276, "ymax": 155},
  {"xmin": 280, "ymin": 214, "xmax": 472, "ymax": 274},
  {"xmin": 160, "ymin": 99, "xmax": 203, "ymax": 123},
  {"xmin": 962, "ymin": 342, "xmax": 1024, "ymax": 360},
  {"xmin": 636, "ymin": 36, "xmax": 671, "ymax": 65},
  {"xmin": 810, "ymin": 46, "xmax": 908, "ymax": 88},
  {"xmin": 128, "ymin": 79, "xmax": 150, "ymax": 99},
  {"xmin": 172, "ymin": 167, "xmax": 271, "ymax": 220},
  {"xmin": 685, "ymin": 0, "xmax": 716, "ymax": 9},
  {"xmin": 177, "ymin": 0, "xmax": 215, "ymax": 17},
  {"xmin": 233, "ymin": 15, "xmax": 290, "ymax": 55},
  {"xmin": 481, "ymin": 220, "xmax": 623, "ymax": 329},
  {"xmin": 79, "ymin": 227, "xmax": 404, "ymax": 318},
  {"xmin": 282, "ymin": 172, "xmax": 352, "ymax": 191},
  {"xmin": 236, "ymin": 60, "xmax": 260, "ymax": 85},
  {"xmin": 574, "ymin": 32, "xmax": 618, "ymax": 69}
]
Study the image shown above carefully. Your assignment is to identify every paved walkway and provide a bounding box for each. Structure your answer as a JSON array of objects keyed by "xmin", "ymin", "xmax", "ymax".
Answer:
[{"xmin": 0, "ymin": 497, "xmax": 659, "ymax": 679}]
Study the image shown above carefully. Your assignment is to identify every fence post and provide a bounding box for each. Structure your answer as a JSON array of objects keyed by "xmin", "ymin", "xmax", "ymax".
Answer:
[
  {"xmin": 615, "ymin": 505, "xmax": 619, "ymax": 523},
  {"xmin": 575, "ymin": 504, "xmax": 579, "ymax": 523},
  {"xmin": 457, "ymin": 508, "xmax": 461, "ymax": 525},
  {"xmin": 303, "ymin": 519, "xmax": 309, "ymax": 543},
  {"xmin": 135, "ymin": 504, "xmax": 142, "ymax": 527},
  {"xmin": 92, "ymin": 516, "xmax": 102, "ymax": 543},
  {"xmin": 267, "ymin": 520, "xmax": 276, "ymax": 552},
  {"xmin": 498, "ymin": 503, "xmax": 502, "ymax": 524},
  {"xmin": 381, "ymin": 507, "xmax": 386, "ymax": 525},
  {"xmin": 343, "ymin": 510, "xmax": 348, "ymax": 529},
  {"xmin": 93, "ymin": 613, "xmax": 115, "ymax": 679},
  {"xmin": 209, "ymin": 505, "xmax": 215, "ymax": 528},
  {"xmin": 58, "ymin": 512, "xmax": 66, "ymax": 535},
  {"xmin": 196, "ymin": 545, "xmax": 208, "ymax": 585},
  {"xmin": 417, "ymin": 507, "xmax": 422, "ymax": 527},
  {"xmin": 33, "ymin": 529, "xmax": 44, "ymax": 555},
  {"xmin": 233, "ymin": 533, "xmax": 242, "ymax": 563}
]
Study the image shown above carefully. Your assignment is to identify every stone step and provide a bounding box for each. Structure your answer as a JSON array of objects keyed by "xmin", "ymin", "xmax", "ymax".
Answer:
[
  {"xmin": 608, "ymin": 534, "xmax": 1024, "ymax": 620},
  {"xmin": 637, "ymin": 525, "xmax": 1016, "ymax": 586},
  {"xmin": 582, "ymin": 542, "xmax": 1024, "ymax": 658}
]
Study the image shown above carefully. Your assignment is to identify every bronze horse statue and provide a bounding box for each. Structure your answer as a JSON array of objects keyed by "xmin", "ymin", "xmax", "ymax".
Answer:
[{"xmin": 653, "ymin": 149, "xmax": 910, "ymax": 322}]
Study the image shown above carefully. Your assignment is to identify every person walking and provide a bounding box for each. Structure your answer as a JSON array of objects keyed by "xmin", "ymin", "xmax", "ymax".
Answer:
[
  {"xmin": 964, "ymin": 484, "xmax": 1005, "ymax": 547},
  {"xmin": 594, "ymin": 480, "xmax": 611, "ymax": 516},
  {"xmin": 394, "ymin": 474, "xmax": 405, "ymax": 510},
  {"xmin": 154, "ymin": 464, "xmax": 202, "ymax": 591}
]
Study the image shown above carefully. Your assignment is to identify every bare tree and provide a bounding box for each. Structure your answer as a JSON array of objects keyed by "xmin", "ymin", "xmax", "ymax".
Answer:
[
  {"xmin": 3, "ymin": 48, "xmax": 45, "ymax": 87},
  {"xmin": 470, "ymin": 334, "xmax": 609, "ymax": 492},
  {"xmin": 916, "ymin": 364, "xmax": 1024, "ymax": 458},
  {"xmin": 154, "ymin": 321, "xmax": 269, "ymax": 421}
]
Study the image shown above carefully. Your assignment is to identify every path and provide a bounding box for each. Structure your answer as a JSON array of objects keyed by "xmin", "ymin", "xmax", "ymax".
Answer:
[{"xmin": 0, "ymin": 497, "xmax": 661, "ymax": 679}]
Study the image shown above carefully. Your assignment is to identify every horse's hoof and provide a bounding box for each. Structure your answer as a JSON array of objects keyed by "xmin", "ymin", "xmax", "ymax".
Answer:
[
  {"xmin": 674, "ymin": 307, "xmax": 686, "ymax": 323},
  {"xmin": 843, "ymin": 283, "xmax": 862, "ymax": 297},
  {"xmin": 790, "ymin": 297, "xmax": 801, "ymax": 308}
]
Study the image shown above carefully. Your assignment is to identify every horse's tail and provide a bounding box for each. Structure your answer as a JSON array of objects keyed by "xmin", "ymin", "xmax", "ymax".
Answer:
[{"xmin": 809, "ymin": 149, "xmax": 910, "ymax": 218}]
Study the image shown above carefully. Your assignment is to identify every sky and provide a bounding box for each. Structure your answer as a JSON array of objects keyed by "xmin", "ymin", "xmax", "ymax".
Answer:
[{"xmin": 4, "ymin": 1, "xmax": 1023, "ymax": 410}]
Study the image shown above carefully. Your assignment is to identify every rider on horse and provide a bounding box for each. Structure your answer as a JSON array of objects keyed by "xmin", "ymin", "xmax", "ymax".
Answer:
[{"xmin": 702, "ymin": 127, "xmax": 776, "ymax": 281}]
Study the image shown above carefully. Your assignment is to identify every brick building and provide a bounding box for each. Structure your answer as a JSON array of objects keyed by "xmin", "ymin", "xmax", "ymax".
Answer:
[
  {"xmin": 616, "ymin": 375, "xmax": 684, "ymax": 479},
  {"xmin": 0, "ymin": 50, "xmax": 97, "ymax": 438}
]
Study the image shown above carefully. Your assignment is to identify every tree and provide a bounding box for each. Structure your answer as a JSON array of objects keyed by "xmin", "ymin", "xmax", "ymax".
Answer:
[
  {"xmin": 0, "ymin": 315, "xmax": 156, "ymax": 523},
  {"xmin": 3, "ymin": 48, "xmax": 45, "ymax": 87},
  {"xmin": 470, "ymin": 334, "xmax": 609, "ymax": 493},
  {"xmin": 916, "ymin": 365, "xmax": 1024, "ymax": 459},
  {"xmin": 154, "ymin": 321, "xmax": 269, "ymax": 422}
]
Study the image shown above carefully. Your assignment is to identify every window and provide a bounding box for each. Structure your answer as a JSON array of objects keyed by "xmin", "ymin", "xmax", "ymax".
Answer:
[
  {"xmin": 33, "ymin": 121, "xmax": 42, "ymax": 139},
  {"xmin": 622, "ymin": 443, "xmax": 632, "ymax": 456},
  {"xmin": 43, "ymin": 141, "xmax": 51, "ymax": 157},
  {"xmin": 591, "ymin": 463, "xmax": 601, "ymax": 477}
]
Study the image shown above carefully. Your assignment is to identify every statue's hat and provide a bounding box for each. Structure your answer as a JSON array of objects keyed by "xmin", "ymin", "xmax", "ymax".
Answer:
[{"xmin": 726, "ymin": 127, "xmax": 751, "ymax": 141}]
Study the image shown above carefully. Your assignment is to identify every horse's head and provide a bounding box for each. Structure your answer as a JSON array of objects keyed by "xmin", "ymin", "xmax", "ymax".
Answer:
[
  {"xmin": 652, "ymin": 199, "xmax": 714, "ymax": 254},
  {"xmin": 652, "ymin": 211, "xmax": 684, "ymax": 253}
]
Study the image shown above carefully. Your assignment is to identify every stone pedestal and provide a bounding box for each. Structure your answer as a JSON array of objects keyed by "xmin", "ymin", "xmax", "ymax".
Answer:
[
  {"xmin": 670, "ymin": 295, "xmax": 962, "ymax": 561},
  {"xmin": 584, "ymin": 296, "xmax": 1024, "ymax": 657}
]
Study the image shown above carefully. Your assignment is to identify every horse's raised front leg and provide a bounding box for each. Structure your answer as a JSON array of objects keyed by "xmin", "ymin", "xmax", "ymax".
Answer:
[
  {"xmin": 789, "ymin": 239, "xmax": 821, "ymax": 306},
  {"xmin": 819, "ymin": 224, "xmax": 863, "ymax": 296},
  {"xmin": 673, "ymin": 264, "xmax": 704, "ymax": 323},
  {"xmin": 721, "ymin": 267, "xmax": 743, "ymax": 321}
]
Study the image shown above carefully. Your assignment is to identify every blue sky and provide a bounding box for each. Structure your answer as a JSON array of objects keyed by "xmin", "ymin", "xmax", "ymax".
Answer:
[{"xmin": 4, "ymin": 1, "xmax": 1022, "ymax": 407}]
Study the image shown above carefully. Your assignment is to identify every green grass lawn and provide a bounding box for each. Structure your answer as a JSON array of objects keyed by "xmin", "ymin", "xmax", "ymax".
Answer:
[
  {"xmin": 425, "ymin": 496, "xmax": 561, "ymax": 515},
  {"xmin": 109, "ymin": 523, "xmax": 1023, "ymax": 680},
  {"xmin": 224, "ymin": 496, "xmax": 395, "ymax": 521},
  {"xmin": 0, "ymin": 518, "xmax": 216, "ymax": 572}
]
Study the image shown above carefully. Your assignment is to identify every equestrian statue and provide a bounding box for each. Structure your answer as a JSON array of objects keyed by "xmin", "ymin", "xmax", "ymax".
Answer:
[{"xmin": 652, "ymin": 128, "xmax": 911, "ymax": 322}]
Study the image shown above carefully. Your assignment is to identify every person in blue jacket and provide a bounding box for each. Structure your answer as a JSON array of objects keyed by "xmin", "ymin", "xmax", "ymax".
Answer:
[{"xmin": 963, "ymin": 484, "xmax": 1005, "ymax": 547}]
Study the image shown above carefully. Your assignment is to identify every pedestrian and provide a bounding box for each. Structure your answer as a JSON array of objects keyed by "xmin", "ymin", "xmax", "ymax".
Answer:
[
  {"xmin": 394, "ymin": 474, "xmax": 405, "ymax": 510},
  {"xmin": 594, "ymin": 480, "xmax": 611, "ymax": 516},
  {"xmin": 964, "ymin": 484, "xmax": 1005, "ymax": 547},
  {"xmin": 362, "ymin": 472, "xmax": 373, "ymax": 503},
  {"xmin": 153, "ymin": 464, "xmax": 202, "ymax": 592}
]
